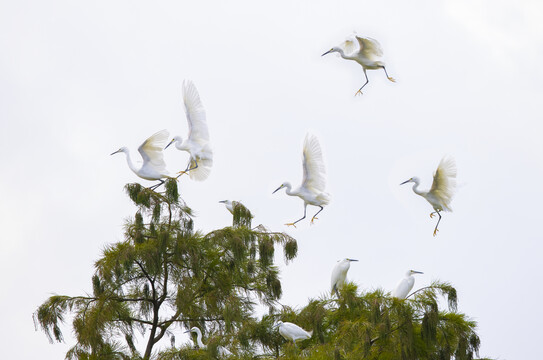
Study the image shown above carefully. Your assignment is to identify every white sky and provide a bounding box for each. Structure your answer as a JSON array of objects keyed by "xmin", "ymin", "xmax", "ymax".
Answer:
[{"xmin": 1, "ymin": 0, "xmax": 542, "ymax": 358}]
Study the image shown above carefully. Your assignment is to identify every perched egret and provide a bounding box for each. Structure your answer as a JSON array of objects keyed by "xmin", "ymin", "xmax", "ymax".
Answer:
[
  {"xmin": 331, "ymin": 258, "xmax": 358, "ymax": 296},
  {"xmin": 273, "ymin": 133, "xmax": 330, "ymax": 227},
  {"xmin": 165, "ymin": 80, "xmax": 213, "ymax": 181},
  {"xmin": 391, "ymin": 270, "xmax": 423, "ymax": 299},
  {"xmin": 219, "ymin": 200, "xmax": 239, "ymax": 214},
  {"xmin": 322, "ymin": 34, "xmax": 395, "ymax": 95},
  {"xmin": 111, "ymin": 129, "xmax": 171, "ymax": 190},
  {"xmin": 184, "ymin": 327, "xmax": 232, "ymax": 356},
  {"xmin": 275, "ymin": 321, "xmax": 313, "ymax": 347},
  {"xmin": 400, "ymin": 156, "xmax": 457, "ymax": 236}
]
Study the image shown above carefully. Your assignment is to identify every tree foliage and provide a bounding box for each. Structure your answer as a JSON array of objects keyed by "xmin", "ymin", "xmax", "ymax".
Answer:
[{"xmin": 34, "ymin": 180, "xmax": 490, "ymax": 359}]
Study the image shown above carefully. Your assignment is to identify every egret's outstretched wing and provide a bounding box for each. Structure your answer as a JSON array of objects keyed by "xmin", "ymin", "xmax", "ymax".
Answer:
[
  {"xmin": 356, "ymin": 36, "xmax": 383, "ymax": 59},
  {"xmin": 429, "ymin": 156, "xmax": 457, "ymax": 209},
  {"xmin": 301, "ymin": 134, "xmax": 326, "ymax": 192},
  {"xmin": 341, "ymin": 39, "xmax": 358, "ymax": 57},
  {"xmin": 183, "ymin": 79, "xmax": 209, "ymax": 145},
  {"xmin": 138, "ymin": 129, "xmax": 169, "ymax": 171}
]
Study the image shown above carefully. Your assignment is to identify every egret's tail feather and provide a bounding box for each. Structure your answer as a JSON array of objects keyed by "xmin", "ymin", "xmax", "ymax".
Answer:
[{"xmin": 308, "ymin": 330, "xmax": 314, "ymax": 337}]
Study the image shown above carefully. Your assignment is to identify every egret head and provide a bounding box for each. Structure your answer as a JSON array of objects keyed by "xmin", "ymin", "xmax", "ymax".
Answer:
[
  {"xmin": 272, "ymin": 182, "xmax": 288, "ymax": 194},
  {"xmin": 218, "ymin": 200, "xmax": 229, "ymax": 204},
  {"xmin": 400, "ymin": 177, "xmax": 420, "ymax": 185},
  {"xmin": 408, "ymin": 270, "xmax": 423, "ymax": 276},
  {"xmin": 165, "ymin": 136, "xmax": 182, "ymax": 150},
  {"xmin": 110, "ymin": 147, "xmax": 128, "ymax": 156},
  {"xmin": 322, "ymin": 47, "xmax": 339, "ymax": 56},
  {"xmin": 346, "ymin": 258, "xmax": 359, "ymax": 262},
  {"xmin": 273, "ymin": 321, "xmax": 283, "ymax": 329}
]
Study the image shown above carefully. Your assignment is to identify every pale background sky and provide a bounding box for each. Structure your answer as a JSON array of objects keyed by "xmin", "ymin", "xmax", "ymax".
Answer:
[{"xmin": 1, "ymin": 0, "xmax": 542, "ymax": 358}]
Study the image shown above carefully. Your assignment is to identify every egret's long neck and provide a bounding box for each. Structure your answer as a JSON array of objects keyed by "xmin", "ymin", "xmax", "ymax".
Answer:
[
  {"xmin": 411, "ymin": 180, "xmax": 426, "ymax": 197},
  {"xmin": 337, "ymin": 48, "xmax": 356, "ymax": 61},
  {"xmin": 175, "ymin": 139, "xmax": 190, "ymax": 152},
  {"xmin": 123, "ymin": 150, "xmax": 139, "ymax": 175},
  {"xmin": 283, "ymin": 183, "xmax": 298, "ymax": 196},
  {"xmin": 194, "ymin": 329, "xmax": 205, "ymax": 348}
]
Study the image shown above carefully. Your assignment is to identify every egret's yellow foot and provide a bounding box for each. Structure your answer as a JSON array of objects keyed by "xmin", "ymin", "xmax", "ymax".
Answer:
[
  {"xmin": 355, "ymin": 89, "xmax": 363, "ymax": 96},
  {"xmin": 310, "ymin": 217, "xmax": 318, "ymax": 225},
  {"xmin": 285, "ymin": 222, "xmax": 297, "ymax": 228},
  {"xmin": 430, "ymin": 213, "xmax": 434, "ymax": 218},
  {"xmin": 388, "ymin": 77, "xmax": 396, "ymax": 82},
  {"xmin": 433, "ymin": 228, "xmax": 439, "ymax": 237}
]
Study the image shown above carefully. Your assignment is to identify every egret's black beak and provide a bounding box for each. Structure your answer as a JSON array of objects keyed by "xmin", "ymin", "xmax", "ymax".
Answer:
[
  {"xmin": 110, "ymin": 150, "xmax": 120, "ymax": 156},
  {"xmin": 413, "ymin": 271, "xmax": 424, "ymax": 274},
  {"xmin": 272, "ymin": 185, "xmax": 283, "ymax": 194},
  {"xmin": 164, "ymin": 139, "xmax": 175, "ymax": 150},
  {"xmin": 348, "ymin": 259, "xmax": 359, "ymax": 262},
  {"xmin": 400, "ymin": 179, "xmax": 411, "ymax": 185},
  {"xmin": 322, "ymin": 49, "xmax": 334, "ymax": 56}
]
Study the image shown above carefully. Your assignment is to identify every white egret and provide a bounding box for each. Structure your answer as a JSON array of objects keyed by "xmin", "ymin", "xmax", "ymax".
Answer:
[
  {"xmin": 184, "ymin": 327, "xmax": 232, "ymax": 356},
  {"xmin": 391, "ymin": 270, "xmax": 423, "ymax": 299},
  {"xmin": 110, "ymin": 129, "xmax": 171, "ymax": 190},
  {"xmin": 165, "ymin": 80, "xmax": 213, "ymax": 181},
  {"xmin": 275, "ymin": 321, "xmax": 313, "ymax": 347},
  {"xmin": 273, "ymin": 133, "xmax": 330, "ymax": 227},
  {"xmin": 331, "ymin": 258, "xmax": 358, "ymax": 296},
  {"xmin": 322, "ymin": 34, "xmax": 395, "ymax": 95},
  {"xmin": 400, "ymin": 156, "xmax": 457, "ymax": 236},
  {"xmin": 218, "ymin": 200, "xmax": 239, "ymax": 214}
]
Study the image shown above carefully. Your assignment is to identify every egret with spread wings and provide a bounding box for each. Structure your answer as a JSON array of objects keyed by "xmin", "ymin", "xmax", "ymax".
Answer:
[
  {"xmin": 111, "ymin": 129, "xmax": 171, "ymax": 190},
  {"xmin": 273, "ymin": 134, "xmax": 330, "ymax": 227},
  {"xmin": 165, "ymin": 80, "xmax": 213, "ymax": 181},
  {"xmin": 322, "ymin": 35, "xmax": 395, "ymax": 95},
  {"xmin": 401, "ymin": 156, "xmax": 457, "ymax": 236}
]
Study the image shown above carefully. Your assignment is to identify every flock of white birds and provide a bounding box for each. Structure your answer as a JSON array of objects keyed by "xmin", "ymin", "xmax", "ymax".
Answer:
[{"xmin": 111, "ymin": 33, "xmax": 458, "ymax": 353}]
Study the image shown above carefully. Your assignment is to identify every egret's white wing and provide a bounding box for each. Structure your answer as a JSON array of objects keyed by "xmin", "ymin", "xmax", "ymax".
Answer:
[
  {"xmin": 330, "ymin": 262, "xmax": 344, "ymax": 293},
  {"xmin": 429, "ymin": 156, "xmax": 457, "ymax": 210},
  {"xmin": 391, "ymin": 277, "xmax": 413, "ymax": 299},
  {"xmin": 301, "ymin": 134, "xmax": 326, "ymax": 193},
  {"xmin": 138, "ymin": 129, "xmax": 169, "ymax": 172},
  {"xmin": 356, "ymin": 36, "xmax": 384, "ymax": 59},
  {"xmin": 341, "ymin": 39, "xmax": 358, "ymax": 57},
  {"xmin": 183, "ymin": 79, "xmax": 209, "ymax": 145}
]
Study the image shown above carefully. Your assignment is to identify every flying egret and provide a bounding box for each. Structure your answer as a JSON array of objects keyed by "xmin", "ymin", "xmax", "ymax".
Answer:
[
  {"xmin": 331, "ymin": 258, "xmax": 358, "ymax": 296},
  {"xmin": 322, "ymin": 34, "xmax": 395, "ymax": 95},
  {"xmin": 273, "ymin": 133, "xmax": 330, "ymax": 227},
  {"xmin": 165, "ymin": 80, "xmax": 213, "ymax": 181},
  {"xmin": 184, "ymin": 327, "xmax": 232, "ymax": 356},
  {"xmin": 110, "ymin": 129, "xmax": 171, "ymax": 190},
  {"xmin": 391, "ymin": 270, "xmax": 423, "ymax": 299},
  {"xmin": 219, "ymin": 200, "xmax": 239, "ymax": 214},
  {"xmin": 400, "ymin": 156, "xmax": 457, "ymax": 236},
  {"xmin": 275, "ymin": 321, "xmax": 313, "ymax": 347}
]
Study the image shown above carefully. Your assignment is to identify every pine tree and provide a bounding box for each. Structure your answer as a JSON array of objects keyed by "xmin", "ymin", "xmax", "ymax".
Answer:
[{"xmin": 34, "ymin": 180, "xmax": 297, "ymax": 359}]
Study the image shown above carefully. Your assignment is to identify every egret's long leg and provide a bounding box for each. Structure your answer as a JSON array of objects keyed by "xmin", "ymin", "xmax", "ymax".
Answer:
[
  {"xmin": 286, "ymin": 205, "xmax": 307, "ymax": 227},
  {"xmin": 382, "ymin": 66, "xmax": 396, "ymax": 82},
  {"xmin": 355, "ymin": 69, "xmax": 370, "ymax": 96},
  {"xmin": 176, "ymin": 159, "xmax": 199, "ymax": 179},
  {"xmin": 149, "ymin": 179, "xmax": 165, "ymax": 191},
  {"xmin": 310, "ymin": 206, "xmax": 324, "ymax": 224},
  {"xmin": 433, "ymin": 211, "xmax": 442, "ymax": 236}
]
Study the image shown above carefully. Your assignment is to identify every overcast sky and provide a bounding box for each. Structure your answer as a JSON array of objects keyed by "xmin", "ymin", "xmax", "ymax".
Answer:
[{"xmin": 1, "ymin": 0, "xmax": 542, "ymax": 358}]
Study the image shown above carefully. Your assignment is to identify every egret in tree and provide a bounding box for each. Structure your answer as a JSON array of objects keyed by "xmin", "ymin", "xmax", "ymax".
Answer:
[
  {"xmin": 331, "ymin": 258, "xmax": 358, "ymax": 296},
  {"xmin": 110, "ymin": 129, "xmax": 171, "ymax": 190},
  {"xmin": 322, "ymin": 34, "xmax": 395, "ymax": 95},
  {"xmin": 400, "ymin": 156, "xmax": 457, "ymax": 236},
  {"xmin": 184, "ymin": 327, "xmax": 232, "ymax": 356},
  {"xmin": 275, "ymin": 321, "xmax": 313, "ymax": 347},
  {"xmin": 165, "ymin": 80, "xmax": 213, "ymax": 181},
  {"xmin": 391, "ymin": 270, "xmax": 424, "ymax": 299},
  {"xmin": 273, "ymin": 133, "xmax": 330, "ymax": 227},
  {"xmin": 219, "ymin": 200, "xmax": 239, "ymax": 214}
]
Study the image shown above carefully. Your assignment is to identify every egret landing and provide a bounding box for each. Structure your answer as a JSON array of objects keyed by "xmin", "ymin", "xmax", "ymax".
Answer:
[
  {"xmin": 322, "ymin": 35, "xmax": 395, "ymax": 96},
  {"xmin": 400, "ymin": 156, "xmax": 457, "ymax": 236}
]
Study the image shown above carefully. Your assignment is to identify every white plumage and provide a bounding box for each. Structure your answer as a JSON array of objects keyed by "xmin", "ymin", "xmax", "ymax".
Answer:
[
  {"xmin": 273, "ymin": 133, "xmax": 330, "ymax": 227},
  {"xmin": 322, "ymin": 34, "xmax": 395, "ymax": 95},
  {"xmin": 276, "ymin": 321, "xmax": 313, "ymax": 346},
  {"xmin": 219, "ymin": 200, "xmax": 240, "ymax": 214},
  {"xmin": 184, "ymin": 327, "xmax": 232, "ymax": 357},
  {"xmin": 111, "ymin": 129, "xmax": 171, "ymax": 190},
  {"xmin": 165, "ymin": 80, "xmax": 213, "ymax": 181},
  {"xmin": 401, "ymin": 156, "xmax": 457, "ymax": 236},
  {"xmin": 391, "ymin": 270, "xmax": 423, "ymax": 299},
  {"xmin": 331, "ymin": 258, "xmax": 358, "ymax": 296}
]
